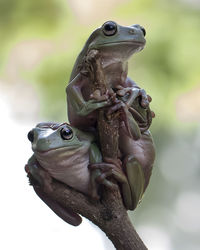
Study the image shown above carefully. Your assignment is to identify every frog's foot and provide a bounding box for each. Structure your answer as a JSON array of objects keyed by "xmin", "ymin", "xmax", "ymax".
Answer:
[
  {"xmin": 25, "ymin": 163, "xmax": 53, "ymax": 193},
  {"xmin": 123, "ymin": 155, "xmax": 145, "ymax": 210},
  {"xmin": 78, "ymin": 98, "xmax": 111, "ymax": 116},
  {"xmin": 89, "ymin": 158, "xmax": 133, "ymax": 209},
  {"xmin": 106, "ymin": 99, "xmax": 125, "ymax": 116},
  {"xmin": 33, "ymin": 187, "xmax": 82, "ymax": 226},
  {"xmin": 89, "ymin": 157, "xmax": 122, "ymax": 191},
  {"xmin": 106, "ymin": 102, "xmax": 141, "ymax": 140},
  {"xmin": 90, "ymin": 89, "xmax": 109, "ymax": 102},
  {"xmin": 89, "ymin": 163, "xmax": 119, "ymax": 191},
  {"xmin": 115, "ymin": 85, "xmax": 150, "ymax": 108}
]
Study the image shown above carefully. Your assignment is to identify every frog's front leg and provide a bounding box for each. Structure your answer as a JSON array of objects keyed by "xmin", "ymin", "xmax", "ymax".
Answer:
[
  {"xmin": 88, "ymin": 143, "xmax": 119, "ymax": 199},
  {"xmin": 66, "ymin": 73, "xmax": 110, "ymax": 116},
  {"xmin": 25, "ymin": 155, "xmax": 53, "ymax": 193}
]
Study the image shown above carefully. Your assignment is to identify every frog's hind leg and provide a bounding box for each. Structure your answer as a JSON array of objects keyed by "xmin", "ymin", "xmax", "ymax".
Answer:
[
  {"xmin": 34, "ymin": 187, "xmax": 82, "ymax": 226},
  {"xmin": 124, "ymin": 155, "xmax": 145, "ymax": 210}
]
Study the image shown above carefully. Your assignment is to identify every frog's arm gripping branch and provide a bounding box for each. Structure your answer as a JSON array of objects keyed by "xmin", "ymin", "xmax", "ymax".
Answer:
[
  {"xmin": 66, "ymin": 74, "xmax": 108, "ymax": 116},
  {"xmin": 28, "ymin": 177, "xmax": 147, "ymax": 250}
]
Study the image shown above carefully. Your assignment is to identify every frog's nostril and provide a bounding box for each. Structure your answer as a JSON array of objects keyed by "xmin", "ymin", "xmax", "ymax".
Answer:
[
  {"xmin": 27, "ymin": 130, "xmax": 34, "ymax": 143},
  {"xmin": 141, "ymin": 27, "xmax": 146, "ymax": 37}
]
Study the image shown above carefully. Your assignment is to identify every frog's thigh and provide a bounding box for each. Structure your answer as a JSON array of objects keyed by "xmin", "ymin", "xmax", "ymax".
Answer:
[
  {"xmin": 34, "ymin": 187, "xmax": 82, "ymax": 226},
  {"xmin": 125, "ymin": 155, "xmax": 145, "ymax": 210}
]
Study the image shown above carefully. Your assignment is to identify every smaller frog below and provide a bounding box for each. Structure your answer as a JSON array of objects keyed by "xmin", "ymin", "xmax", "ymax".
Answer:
[
  {"xmin": 25, "ymin": 121, "xmax": 151, "ymax": 225},
  {"xmin": 25, "ymin": 122, "xmax": 120, "ymax": 226}
]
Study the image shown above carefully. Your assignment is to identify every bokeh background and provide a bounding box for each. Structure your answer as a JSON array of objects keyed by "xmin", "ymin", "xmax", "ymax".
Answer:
[{"xmin": 1, "ymin": 0, "xmax": 200, "ymax": 249}]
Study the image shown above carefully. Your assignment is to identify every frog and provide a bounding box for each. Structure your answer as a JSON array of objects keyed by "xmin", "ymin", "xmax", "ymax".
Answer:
[
  {"xmin": 25, "ymin": 120, "xmax": 152, "ymax": 222},
  {"xmin": 25, "ymin": 122, "xmax": 121, "ymax": 226},
  {"xmin": 65, "ymin": 21, "xmax": 155, "ymax": 210},
  {"xmin": 89, "ymin": 96, "xmax": 155, "ymax": 210},
  {"xmin": 66, "ymin": 20, "xmax": 150, "ymax": 132}
]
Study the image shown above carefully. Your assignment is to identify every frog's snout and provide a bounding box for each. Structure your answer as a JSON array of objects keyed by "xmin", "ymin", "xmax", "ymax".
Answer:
[
  {"xmin": 131, "ymin": 24, "xmax": 146, "ymax": 37},
  {"xmin": 27, "ymin": 130, "xmax": 34, "ymax": 143}
]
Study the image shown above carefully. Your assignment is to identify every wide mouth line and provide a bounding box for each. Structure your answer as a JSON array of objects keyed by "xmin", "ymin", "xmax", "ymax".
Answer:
[
  {"xmin": 98, "ymin": 41, "xmax": 145, "ymax": 46},
  {"xmin": 34, "ymin": 145, "xmax": 79, "ymax": 154}
]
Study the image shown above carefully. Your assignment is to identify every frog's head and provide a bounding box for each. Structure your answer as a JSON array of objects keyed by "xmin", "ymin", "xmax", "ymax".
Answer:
[
  {"xmin": 70, "ymin": 21, "xmax": 146, "ymax": 80},
  {"xmin": 27, "ymin": 122, "xmax": 93, "ymax": 153},
  {"xmin": 87, "ymin": 21, "xmax": 146, "ymax": 60}
]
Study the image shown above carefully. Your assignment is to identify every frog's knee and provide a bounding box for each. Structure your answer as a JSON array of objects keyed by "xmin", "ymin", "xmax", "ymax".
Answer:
[{"xmin": 123, "ymin": 155, "xmax": 139, "ymax": 168}]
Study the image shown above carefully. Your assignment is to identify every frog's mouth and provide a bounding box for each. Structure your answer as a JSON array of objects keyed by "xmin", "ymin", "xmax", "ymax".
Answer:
[
  {"xmin": 33, "ymin": 145, "xmax": 80, "ymax": 155},
  {"xmin": 98, "ymin": 40, "xmax": 146, "ymax": 46}
]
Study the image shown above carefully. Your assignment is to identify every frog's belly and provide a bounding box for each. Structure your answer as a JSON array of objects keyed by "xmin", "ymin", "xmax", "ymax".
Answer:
[
  {"xmin": 49, "ymin": 160, "xmax": 90, "ymax": 194},
  {"xmin": 36, "ymin": 151, "xmax": 91, "ymax": 195}
]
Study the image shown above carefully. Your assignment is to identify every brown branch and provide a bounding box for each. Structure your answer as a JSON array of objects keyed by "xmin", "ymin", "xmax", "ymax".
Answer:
[{"xmin": 34, "ymin": 179, "xmax": 147, "ymax": 250}]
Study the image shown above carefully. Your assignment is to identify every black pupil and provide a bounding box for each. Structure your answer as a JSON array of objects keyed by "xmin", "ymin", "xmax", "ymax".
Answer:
[
  {"xmin": 141, "ymin": 27, "xmax": 146, "ymax": 36},
  {"xmin": 27, "ymin": 130, "xmax": 34, "ymax": 142},
  {"xmin": 105, "ymin": 23, "xmax": 115, "ymax": 31},
  {"xmin": 61, "ymin": 127, "xmax": 73, "ymax": 139},
  {"xmin": 63, "ymin": 129, "xmax": 71, "ymax": 136}
]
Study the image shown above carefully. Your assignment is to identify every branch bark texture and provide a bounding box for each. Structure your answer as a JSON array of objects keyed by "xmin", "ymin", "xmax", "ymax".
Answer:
[{"xmin": 35, "ymin": 179, "xmax": 147, "ymax": 250}]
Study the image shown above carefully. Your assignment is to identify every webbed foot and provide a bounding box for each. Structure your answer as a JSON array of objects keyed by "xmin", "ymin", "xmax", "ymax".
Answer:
[
  {"xmin": 89, "ymin": 157, "xmax": 133, "ymax": 209},
  {"xmin": 116, "ymin": 85, "xmax": 150, "ymax": 108}
]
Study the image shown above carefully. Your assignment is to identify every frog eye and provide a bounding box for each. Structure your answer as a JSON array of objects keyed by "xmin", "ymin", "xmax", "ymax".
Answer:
[
  {"xmin": 102, "ymin": 21, "xmax": 117, "ymax": 36},
  {"xmin": 60, "ymin": 127, "xmax": 73, "ymax": 140},
  {"xmin": 140, "ymin": 27, "xmax": 146, "ymax": 37}
]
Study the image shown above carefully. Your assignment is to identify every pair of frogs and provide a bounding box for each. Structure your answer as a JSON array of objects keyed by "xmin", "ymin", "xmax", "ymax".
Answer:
[{"xmin": 25, "ymin": 21, "xmax": 155, "ymax": 226}]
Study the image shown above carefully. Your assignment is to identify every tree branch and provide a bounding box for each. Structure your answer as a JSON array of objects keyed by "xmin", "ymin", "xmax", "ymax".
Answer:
[{"xmin": 32, "ymin": 179, "xmax": 147, "ymax": 250}]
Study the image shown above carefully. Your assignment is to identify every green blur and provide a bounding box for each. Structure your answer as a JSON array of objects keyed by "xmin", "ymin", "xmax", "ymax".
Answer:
[{"xmin": 1, "ymin": 1, "xmax": 200, "ymax": 249}]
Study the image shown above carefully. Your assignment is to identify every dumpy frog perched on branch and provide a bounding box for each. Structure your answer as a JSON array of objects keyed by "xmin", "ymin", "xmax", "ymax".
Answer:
[
  {"xmin": 66, "ymin": 21, "xmax": 150, "ymax": 130},
  {"xmin": 66, "ymin": 21, "xmax": 155, "ymax": 209},
  {"xmin": 25, "ymin": 21, "xmax": 156, "ymax": 250}
]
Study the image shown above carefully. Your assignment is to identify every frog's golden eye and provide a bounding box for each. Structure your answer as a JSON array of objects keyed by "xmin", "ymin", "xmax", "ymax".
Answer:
[
  {"xmin": 60, "ymin": 127, "xmax": 73, "ymax": 140},
  {"xmin": 102, "ymin": 21, "xmax": 117, "ymax": 36}
]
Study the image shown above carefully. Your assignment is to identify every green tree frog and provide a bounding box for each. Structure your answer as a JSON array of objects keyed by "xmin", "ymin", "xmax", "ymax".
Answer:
[
  {"xmin": 66, "ymin": 21, "xmax": 149, "ymax": 131},
  {"xmin": 25, "ymin": 122, "xmax": 120, "ymax": 226}
]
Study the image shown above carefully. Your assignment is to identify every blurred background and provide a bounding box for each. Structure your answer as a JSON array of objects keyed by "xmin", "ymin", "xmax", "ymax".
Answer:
[{"xmin": 1, "ymin": 0, "xmax": 200, "ymax": 249}]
